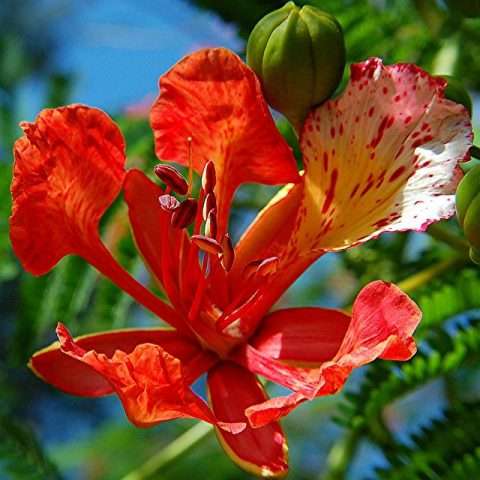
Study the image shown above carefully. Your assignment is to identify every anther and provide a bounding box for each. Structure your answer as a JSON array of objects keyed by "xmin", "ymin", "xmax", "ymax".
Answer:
[
  {"xmin": 219, "ymin": 233, "xmax": 234, "ymax": 272},
  {"xmin": 154, "ymin": 164, "xmax": 189, "ymax": 195},
  {"xmin": 171, "ymin": 199, "xmax": 198, "ymax": 229},
  {"xmin": 191, "ymin": 235, "xmax": 223, "ymax": 255},
  {"xmin": 202, "ymin": 192, "xmax": 217, "ymax": 221},
  {"xmin": 201, "ymin": 160, "xmax": 216, "ymax": 193},
  {"xmin": 205, "ymin": 209, "xmax": 217, "ymax": 239},
  {"xmin": 158, "ymin": 194, "xmax": 180, "ymax": 212}
]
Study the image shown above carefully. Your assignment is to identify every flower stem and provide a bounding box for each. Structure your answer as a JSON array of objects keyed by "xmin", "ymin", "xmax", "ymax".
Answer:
[
  {"xmin": 426, "ymin": 223, "xmax": 470, "ymax": 254},
  {"xmin": 396, "ymin": 253, "xmax": 469, "ymax": 294},
  {"xmin": 120, "ymin": 422, "xmax": 213, "ymax": 480}
]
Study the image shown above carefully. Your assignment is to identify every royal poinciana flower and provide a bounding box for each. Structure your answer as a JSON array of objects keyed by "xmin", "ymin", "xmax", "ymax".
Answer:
[{"xmin": 10, "ymin": 48, "xmax": 471, "ymax": 477}]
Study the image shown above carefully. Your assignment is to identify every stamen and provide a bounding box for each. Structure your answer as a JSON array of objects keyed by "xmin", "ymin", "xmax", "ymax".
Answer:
[
  {"xmin": 191, "ymin": 234, "xmax": 222, "ymax": 255},
  {"xmin": 219, "ymin": 233, "xmax": 234, "ymax": 272},
  {"xmin": 154, "ymin": 164, "xmax": 189, "ymax": 195},
  {"xmin": 204, "ymin": 209, "xmax": 217, "ymax": 239},
  {"xmin": 159, "ymin": 194, "xmax": 180, "ymax": 212},
  {"xmin": 171, "ymin": 199, "xmax": 198, "ymax": 229},
  {"xmin": 201, "ymin": 160, "xmax": 216, "ymax": 193},
  {"xmin": 202, "ymin": 192, "xmax": 217, "ymax": 221}
]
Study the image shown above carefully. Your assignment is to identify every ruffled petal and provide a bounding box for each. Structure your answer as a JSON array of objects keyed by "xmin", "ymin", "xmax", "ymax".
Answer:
[
  {"xmin": 30, "ymin": 327, "xmax": 209, "ymax": 397},
  {"xmin": 10, "ymin": 105, "xmax": 125, "ymax": 274},
  {"xmin": 151, "ymin": 48, "xmax": 300, "ymax": 236},
  {"xmin": 207, "ymin": 362, "xmax": 288, "ymax": 478},
  {"xmin": 245, "ymin": 281, "xmax": 421, "ymax": 427},
  {"xmin": 51, "ymin": 324, "xmax": 243, "ymax": 433},
  {"xmin": 10, "ymin": 105, "xmax": 183, "ymax": 328},
  {"xmin": 251, "ymin": 307, "xmax": 350, "ymax": 365},
  {"xmin": 286, "ymin": 58, "xmax": 472, "ymax": 258}
]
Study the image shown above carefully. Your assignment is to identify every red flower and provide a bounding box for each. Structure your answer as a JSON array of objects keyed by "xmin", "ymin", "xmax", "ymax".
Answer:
[{"xmin": 11, "ymin": 49, "xmax": 471, "ymax": 477}]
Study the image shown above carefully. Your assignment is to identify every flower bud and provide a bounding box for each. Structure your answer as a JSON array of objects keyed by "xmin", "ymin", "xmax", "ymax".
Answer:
[
  {"xmin": 438, "ymin": 75, "xmax": 472, "ymax": 116},
  {"xmin": 247, "ymin": 1, "xmax": 345, "ymax": 129},
  {"xmin": 456, "ymin": 164, "xmax": 480, "ymax": 264}
]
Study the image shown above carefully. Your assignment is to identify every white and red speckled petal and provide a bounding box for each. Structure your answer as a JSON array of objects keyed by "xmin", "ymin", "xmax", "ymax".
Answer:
[{"xmin": 286, "ymin": 58, "xmax": 472, "ymax": 258}]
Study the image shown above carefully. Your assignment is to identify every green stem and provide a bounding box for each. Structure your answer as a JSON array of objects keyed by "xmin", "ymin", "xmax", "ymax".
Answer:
[
  {"xmin": 322, "ymin": 430, "xmax": 360, "ymax": 480},
  {"xmin": 426, "ymin": 223, "xmax": 470, "ymax": 253},
  {"xmin": 397, "ymin": 254, "xmax": 468, "ymax": 294},
  {"xmin": 120, "ymin": 422, "xmax": 213, "ymax": 480}
]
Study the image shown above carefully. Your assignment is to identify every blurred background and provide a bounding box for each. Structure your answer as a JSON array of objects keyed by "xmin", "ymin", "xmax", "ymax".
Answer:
[{"xmin": 1, "ymin": 1, "xmax": 480, "ymax": 479}]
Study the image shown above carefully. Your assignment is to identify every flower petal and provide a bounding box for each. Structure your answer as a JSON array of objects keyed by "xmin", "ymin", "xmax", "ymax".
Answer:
[
  {"xmin": 10, "ymin": 105, "xmax": 183, "ymax": 328},
  {"xmin": 123, "ymin": 169, "xmax": 200, "ymax": 315},
  {"xmin": 207, "ymin": 362, "xmax": 288, "ymax": 478},
  {"xmin": 51, "ymin": 324, "xmax": 243, "ymax": 432},
  {"xmin": 288, "ymin": 58, "xmax": 472, "ymax": 258},
  {"xmin": 245, "ymin": 281, "xmax": 421, "ymax": 427},
  {"xmin": 10, "ymin": 105, "xmax": 125, "ymax": 274},
  {"xmin": 30, "ymin": 327, "xmax": 210, "ymax": 397},
  {"xmin": 151, "ymin": 48, "xmax": 300, "ymax": 236},
  {"xmin": 251, "ymin": 307, "xmax": 350, "ymax": 365}
]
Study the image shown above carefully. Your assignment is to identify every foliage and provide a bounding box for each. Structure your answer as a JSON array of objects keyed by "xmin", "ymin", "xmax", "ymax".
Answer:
[{"xmin": 0, "ymin": 1, "xmax": 479, "ymax": 479}]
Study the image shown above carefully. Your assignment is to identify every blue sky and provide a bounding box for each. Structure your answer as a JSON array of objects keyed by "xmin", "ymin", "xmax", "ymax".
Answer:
[{"xmin": 19, "ymin": 0, "xmax": 243, "ymax": 118}]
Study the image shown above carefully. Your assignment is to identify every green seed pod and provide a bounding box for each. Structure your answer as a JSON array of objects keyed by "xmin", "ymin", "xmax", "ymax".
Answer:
[
  {"xmin": 247, "ymin": 1, "xmax": 345, "ymax": 130},
  {"xmin": 456, "ymin": 164, "xmax": 480, "ymax": 265},
  {"xmin": 438, "ymin": 75, "xmax": 473, "ymax": 116},
  {"xmin": 445, "ymin": 0, "xmax": 480, "ymax": 18}
]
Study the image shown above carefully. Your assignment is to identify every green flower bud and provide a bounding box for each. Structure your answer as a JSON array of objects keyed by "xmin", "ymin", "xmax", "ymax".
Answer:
[
  {"xmin": 456, "ymin": 164, "xmax": 480, "ymax": 265},
  {"xmin": 438, "ymin": 75, "xmax": 472, "ymax": 116},
  {"xmin": 247, "ymin": 1, "xmax": 345, "ymax": 130}
]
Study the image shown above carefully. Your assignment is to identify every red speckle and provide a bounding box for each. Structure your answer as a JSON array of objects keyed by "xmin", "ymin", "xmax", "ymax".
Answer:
[
  {"xmin": 322, "ymin": 169, "xmax": 338, "ymax": 214},
  {"xmin": 394, "ymin": 94, "xmax": 401, "ymax": 102},
  {"xmin": 330, "ymin": 127, "xmax": 336, "ymax": 139},
  {"xmin": 323, "ymin": 152, "xmax": 329, "ymax": 172},
  {"xmin": 387, "ymin": 116, "xmax": 394, "ymax": 128},
  {"xmin": 350, "ymin": 183, "xmax": 360, "ymax": 198},
  {"xmin": 394, "ymin": 145, "xmax": 405, "ymax": 159},
  {"xmin": 306, "ymin": 139, "xmax": 313, "ymax": 148},
  {"xmin": 355, "ymin": 116, "xmax": 360, "ymax": 123},
  {"xmin": 404, "ymin": 115, "xmax": 412, "ymax": 124},
  {"xmin": 339, "ymin": 123, "xmax": 344, "ymax": 135},
  {"xmin": 389, "ymin": 166, "xmax": 406, "ymax": 182},
  {"xmin": 419, "ymin": 161, "xmax": 431, "ymax": 168},
  {"xmin": 368, "ymin": 107, "xmax": 375, "ymax": 117},
  {"xmin": 383, "ymin": 87, "xmax": 388, "ymax": 94},
  {"xmin": 307, "ymin": 123, "xmax": 314, "ymax": 132},
  {"xmin": 360, "ymin": 180, "xmax": 375, "ymax": 197},
  {"xmin": 412, "ymin": 131, "xmax": 420, "ymax": 139},
  {"xmin": 421, "ymin": 122, "xmax": 429, "ymax": 131},
  {"xmin": 370, "ymin": 152, "xmax": 376, "ymax": 160},
  {"xmin": 370, "ymin": 116, "xmax": 389, "ymax": 149}
]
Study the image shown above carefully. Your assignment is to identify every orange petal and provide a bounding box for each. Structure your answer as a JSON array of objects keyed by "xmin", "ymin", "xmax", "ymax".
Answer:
[
  {"xmin": 287, "ymin": 58, "xmax": 472, "ymax": 259},
  {"xmin": 151, "ymin": 48, "xmax": 300, "ymax": 236},
  {"xmin": 123, "ymin": 169, "xmax": 199, "ymax": 316},
  {"xmin": 251, "ymin": 307, "xmax": 350, "ymax": 365},
  {"xmin": 10, "ymin": 105, "xmax": 125, "ymax": 275},
  {"xmin": 245, "ymin": 281, "xmax": 421, "ymax": 427},
  {"xmin": 10, "ymin": 106, "xmax": 183, "ymax": 328},
  {"xmin": 30, "ymin": 327, "xmax": 208, "ymax": 397},
  {"xmin": 208, "ymin": 362, "xmax": 288, "ymax": 478},
  {"xmin": 52, "ymin": 324, "xmax": 243, "ymax": 432}
]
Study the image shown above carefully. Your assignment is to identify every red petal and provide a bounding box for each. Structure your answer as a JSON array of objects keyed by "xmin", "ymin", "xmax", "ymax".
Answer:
[
  {"xmin": 207, "ymin": 362, "xmax": 288, "ymax": 477},
  {"xmin": 245, "ymin": 281, "xmax": 421, "ymax": 427},
  {"xmin": 10, "ymin": 107, "xmax": 183, "ymax": 328},
  {"xmin": 51, "ymin": 324, "xmax": 242, "ymax": 432},
  {"xmin": 123, "ymin": 169, "xmax": 199, "ymax": 315},
  {"xmin": 10, "ymin": 105, "xmax": 125, "ymax": 275},
  {"xmin": 30, "ymin": 327, "xmax": 210, "ymax": 397},
  {"xmin": 151, "ymin": 48, "xmax": 300, "ymax": 236},
  {"xmin": 251, "ymin": 307, "xmax": 350, "ymax": 365}
]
